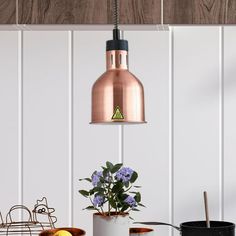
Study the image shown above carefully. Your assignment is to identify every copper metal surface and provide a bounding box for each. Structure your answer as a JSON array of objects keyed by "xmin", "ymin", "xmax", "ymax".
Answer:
[
  {"xmin": 91, "ymin": 50, "xmax": 146, "ymax": 124},
  {"xmin": 130, "ymin": 228, "xmax": 154, "ymax": 233},
  {"xmin": 106, "ymin": 50, "xmax": 128, "ymax": 70},
  {"xmin": 39, "ymin": 228, "xmax": 86, "ymax": 236}
]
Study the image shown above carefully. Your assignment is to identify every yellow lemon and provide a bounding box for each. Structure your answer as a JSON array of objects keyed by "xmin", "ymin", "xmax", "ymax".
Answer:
[{"xmin": 54, "ymin": 230, "xmax": 72, "ymax": 236}]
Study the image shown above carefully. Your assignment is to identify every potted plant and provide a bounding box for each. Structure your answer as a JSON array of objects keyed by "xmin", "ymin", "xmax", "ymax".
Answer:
[{"xmin": 79, "ymin": 161, "xmax": 144, "ymax": 236}]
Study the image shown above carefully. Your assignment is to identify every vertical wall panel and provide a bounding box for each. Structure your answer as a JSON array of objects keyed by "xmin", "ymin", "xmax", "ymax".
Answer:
[
  {"xmin": 73, "ymin": 31, "xmax": 119, "ymax": 235},
  {"xmin": 173, "ymin": 27, "xmax": 221, "ymax": 228},
  {"xmin": 1, "ymin": 25, "xmax": 236, "ymax": 233},
  {"xmin": 124, "ymin": 31, "xmax": 170, "ymax": 236},
  {"xmin": 0, "ymin": 31, "xmax": 19, "ymax": 219},
  {"xmin": 224, "ymin": 26, "xmax": 236, "ymax": 222},
  {"xmin": 23, "ymin": 31, "xmax": 70, "ymax": 226}
]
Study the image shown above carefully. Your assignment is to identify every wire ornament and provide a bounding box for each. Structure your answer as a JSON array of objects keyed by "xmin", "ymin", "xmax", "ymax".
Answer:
[{"xmin": 0, "ymin": 197, "xmax": 57, "ymax": 235}]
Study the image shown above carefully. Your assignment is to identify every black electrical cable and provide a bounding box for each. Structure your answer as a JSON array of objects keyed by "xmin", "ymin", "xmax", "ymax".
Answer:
[
  {"xmin": 107, "ymin": 0, "xmax": 128, "ymax": 51},
  {"xmin": 114, "ymin": 0, "xmax": 119, "ymax": 30},
  {"xmin": 113, "ymin": 0, "xmax": 120, "ymax": 40}
]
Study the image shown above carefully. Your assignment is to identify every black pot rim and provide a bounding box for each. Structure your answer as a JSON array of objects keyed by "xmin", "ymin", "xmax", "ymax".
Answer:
[{"xmin": 180, "ymin": 221, "xmax": 235, "ymax": 230}]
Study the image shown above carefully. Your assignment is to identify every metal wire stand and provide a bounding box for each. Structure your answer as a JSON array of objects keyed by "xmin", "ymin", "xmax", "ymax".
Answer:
[{"xmin": 0, "ymin": 197, "xmax": 57, "ymax": 235}]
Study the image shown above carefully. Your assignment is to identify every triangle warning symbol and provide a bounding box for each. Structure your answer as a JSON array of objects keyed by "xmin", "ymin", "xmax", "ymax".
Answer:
[{"xmin": 112, "ymin": 106, "xmax": 124, "ymax": 120}]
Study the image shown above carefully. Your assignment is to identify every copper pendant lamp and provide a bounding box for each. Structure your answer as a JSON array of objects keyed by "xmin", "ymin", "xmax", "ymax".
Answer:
[{"xmin": 91, "ymin": 0, "xmax": 146, "ymax": 124}]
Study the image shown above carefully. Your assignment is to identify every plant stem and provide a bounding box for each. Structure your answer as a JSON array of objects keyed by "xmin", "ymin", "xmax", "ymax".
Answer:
[
  {"xmin": 101, "ymin": 206, "xmax": 105, "ymax": 215},
  {"xmin": 89, "ymin": 196, "xmax": 102, "ymax": 215},
  {"xmin": 115, "ymin": 203, "xmax": 118, "ymax": 214},
  {"xmin": 107, "ymin": 176, "xmax": 113, "ymax": 216}
]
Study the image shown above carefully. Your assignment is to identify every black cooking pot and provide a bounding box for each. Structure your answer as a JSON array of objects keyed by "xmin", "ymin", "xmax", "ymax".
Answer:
[{"xmin": 135, "ymin": 221, "xmax": 235, "ymax": 236}]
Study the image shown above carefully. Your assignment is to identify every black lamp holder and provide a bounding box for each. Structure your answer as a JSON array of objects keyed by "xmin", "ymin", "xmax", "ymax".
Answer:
[{"xmin": 106, "ymin": 0, "xmax": 128, "ymax": 51}]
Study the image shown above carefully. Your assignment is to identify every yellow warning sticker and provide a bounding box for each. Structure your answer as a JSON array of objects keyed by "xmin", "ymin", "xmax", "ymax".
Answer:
[{"xmin": 112, "ymin": 106, "xmax": 124, "ymax": 120}]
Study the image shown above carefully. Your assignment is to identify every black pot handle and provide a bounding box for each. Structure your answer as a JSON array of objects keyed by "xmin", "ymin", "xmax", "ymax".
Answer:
[{"xmin": 134, "ymin": 222, "xmax": 180, "ymax": 231}]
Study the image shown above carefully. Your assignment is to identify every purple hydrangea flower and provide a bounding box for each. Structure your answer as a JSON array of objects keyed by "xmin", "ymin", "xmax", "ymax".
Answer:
[
  {"xmin": 115, "ymin": 167, "xmax": 134, "ymax": 183},
  {"xmin": 124, "ymin": 196, "xmax": 137, "ymax": 208},
  {"xmin": 92, "ymin": 171, "xmax": 103, "ymax": 186},
  {"xmin": 93, "ymin": 195, "xmax": 105, "ymax": 207}
]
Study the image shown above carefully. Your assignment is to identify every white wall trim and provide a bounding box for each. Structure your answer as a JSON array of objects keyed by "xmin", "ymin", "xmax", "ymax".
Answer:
[
  {"xmin": 2, "ymin": 24, "xmax": 236, "ymax": 31},
  {"xmin": 0, "ymin": 25, "xmax": 169, "ymax": 31},
  {"xmin": 169, "ymin": 26, "xmax": 174, "ymax": 236},
  {"xmin": 17, "ymin": 30, "xmax": 23, "ymax": 210},
  {"xmin": 68, "ymin": 30, "xmax": 74, "ymax": 227},
  {"xmin": 219, "ymin": 26, "xmax": 225, "ymax": 221}
]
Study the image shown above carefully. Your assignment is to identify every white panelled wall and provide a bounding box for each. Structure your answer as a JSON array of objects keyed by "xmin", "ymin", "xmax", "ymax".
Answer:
[{"xmin": 0, "ymin": 26, "xmax": 236, "ymax": 236}]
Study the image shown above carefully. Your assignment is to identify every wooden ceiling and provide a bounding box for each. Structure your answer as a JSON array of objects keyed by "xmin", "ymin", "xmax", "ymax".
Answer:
[
  {"xmin": 18, "ymin": 0, "xmax": 161, "ymax": 24},
  {"xmin": 164, "ymin": 0, "xmax": 235, "ymax": 24},
  {"xmin": 0, "ymin": 0, "xmax": 16, "ymax": 24},
  {"xmin": 0, "ymin": 0, "xmax": 235, "ymax": 24}
]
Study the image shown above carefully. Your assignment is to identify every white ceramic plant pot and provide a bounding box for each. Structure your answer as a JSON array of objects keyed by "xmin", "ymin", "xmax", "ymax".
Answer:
[{"xmin": 93, "ymin": 213, "xmax": 129, "ymax": 236}]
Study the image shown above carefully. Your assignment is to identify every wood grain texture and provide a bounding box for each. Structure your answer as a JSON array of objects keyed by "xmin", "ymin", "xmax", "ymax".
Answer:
[
  {"xmin": 118, "ymin": 0, "xmax": 161, "ymax": 24},
  {"xmin": 227, "ymin": 0, "xmax": 236, "ymax": 23},
  {"xmin": 164, "ymin": 0, "xmax": 228, "ymax": 24},
  {"xmin": 0, "ymin": 0, "xmax": 15, "ymax": 23},
  {"xmin": 18, "ymin": 0, "xmax": 161, "ymax": 24}
]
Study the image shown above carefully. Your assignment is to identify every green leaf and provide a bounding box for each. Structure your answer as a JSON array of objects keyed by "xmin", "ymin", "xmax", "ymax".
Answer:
[
  {"xmin": 132, "ymin": 208, "xmax": 140, "ymax": 211},
  {"xmin": 103, "ymin": 169, "xmax": 109, "ymax": 178},
  {"xmin": 79, "ymin": 178, "xmax": 92, "ymax": 182},
  {"xmin": 134, "ymin": 192, "xmax": 141, "ymax": 203},
  {"xmin": 120, "ymin": 204, "xmax": 129, "ymax": 212},
  {"xmin": 79, "ymin": 190, "xmax": 90, "ymax": 197},
  {"xmin": 109, "ymin": 198, "xmax": 117, "ymax": 209},
  {"xmin": 89, "ymin": 189, "xmax": 95, "ymax": 195},
  {"xmin": 83, "ymin": 206, "xmax": 96, "ymax": 210},
  {"xmin": 118, "ymin": 193, "xmax": 128, "ymax": 201},
  {"xmin": 93, "ymin": 187, "xmax": 105, "ymax": 193},
  {"xmin": 111, "ymin": 163, "xmax": 123, "ymax": 173},
  {"xmin": 106, "ymin": 161, "xmax": 114, "ymax": 171},
  {"xmin": 95, "ymin": 192, "xmax": 105, "ymax": 197},
  {"xmin": 129, "ymin": 216, "xmax": 134, "ymax": 220},
  {"xmin": 112, "ymin": 182, "xmax": 123, "ymax": 193},
  {"xmin": 134, "ymin": 185, "xmax": 142, "ymax": 188},
  {"xmin": 130, "ymin": 171, "xmax": 138, "ymax": 183},
  {"xmin": 138, "ymin": 203, "xmax": 146, "ymax": 207}
]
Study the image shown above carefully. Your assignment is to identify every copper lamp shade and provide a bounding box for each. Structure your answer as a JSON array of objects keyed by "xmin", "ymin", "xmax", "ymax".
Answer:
[{"xmin": 91, "ymin": 32, "xmax": 146, "ymax": 124}]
